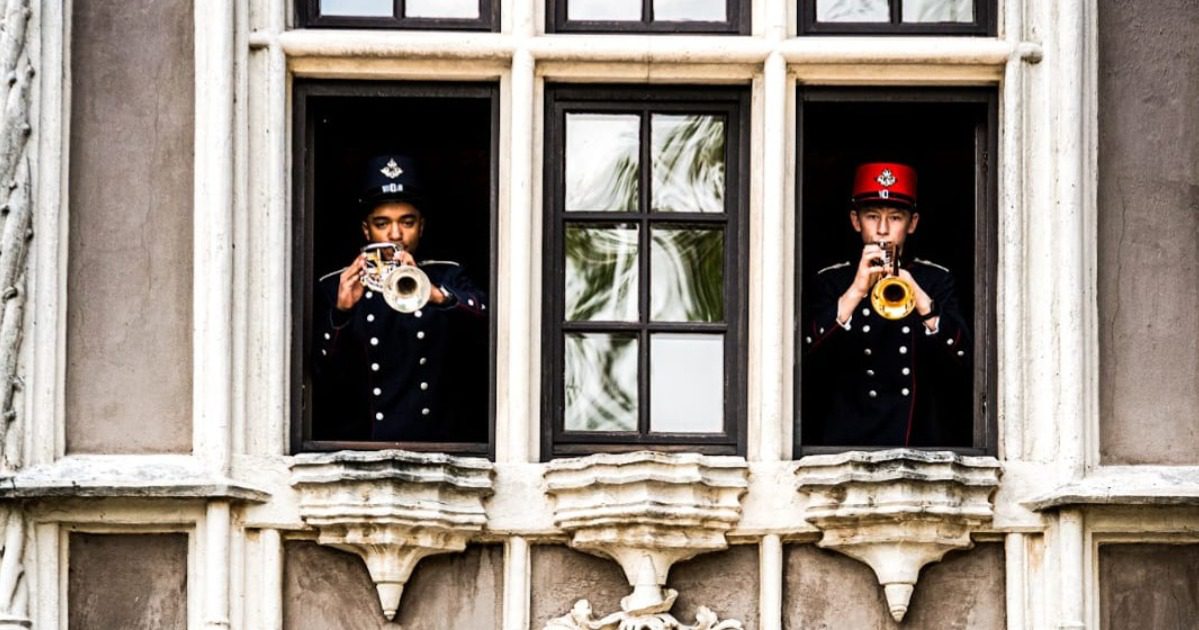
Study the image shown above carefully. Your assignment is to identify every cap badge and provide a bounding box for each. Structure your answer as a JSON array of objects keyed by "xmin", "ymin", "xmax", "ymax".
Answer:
[
  {"xmin": 876, "ymin": 169, "xmax": 897, "ymax": 187},
  {"xmin": 380, "ymin": 158, "xmax": 404, "ymax": 180}
]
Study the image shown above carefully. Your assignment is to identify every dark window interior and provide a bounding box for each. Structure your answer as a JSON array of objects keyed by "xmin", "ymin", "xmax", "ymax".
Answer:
[
  {"xmin": 797, "ymin": 87, "xmax": 997, "ymax": 455},
  {"xmin": 293, "ymin": 81, "xmax": 496, "ymax": 456}
]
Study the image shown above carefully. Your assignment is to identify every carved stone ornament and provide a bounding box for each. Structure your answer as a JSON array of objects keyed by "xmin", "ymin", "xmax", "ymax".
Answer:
[
  {"xmin": 290, "ymin": 450, "xmax": 493, "ymax": 621},
  {"xmin": 543, "ymin": 452, "xmax": 749, "ymax": 630},
  {"xmin": 795, "ymin": 449, "xmax": 1001, "ymax": 623}
]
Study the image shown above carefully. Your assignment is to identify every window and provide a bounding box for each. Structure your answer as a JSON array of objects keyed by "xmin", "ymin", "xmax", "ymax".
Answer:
[
  {"xmin": 543, "ymin": 86, "xmax": 748, "ymax": 458},
  {"xmin": 548, "ymin": 0, "xmax": 748, "ymax": 34},
  {"xmin": 800, "ymin": 0, "xmax": 994, "ymax": 35},
  {"xmin": 293, "ymin": 81, "xmax": 497, "ymax": 456},
  {"xmin": 297, "ymin": 0, "xmax": 499, "ymax": 31},
  {"xmin": 796, "ymin": 87, "xmax": 997, "ymax": 455}
]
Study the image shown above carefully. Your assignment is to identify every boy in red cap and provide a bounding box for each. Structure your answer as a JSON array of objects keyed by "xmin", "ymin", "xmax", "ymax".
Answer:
[{"xmin": 804, "ymin": 162, "xmax": 971, "ymax": 447}]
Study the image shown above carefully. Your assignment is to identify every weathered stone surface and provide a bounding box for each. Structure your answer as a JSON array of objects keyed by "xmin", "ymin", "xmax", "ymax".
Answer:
[
  {"xmin": 65, "ymin": 0, "xmax": 196, "ymax": 455},
  {"xmin": 795, "ymin": 449, "xmax": 1001, "ymax": 622},
  {"xmin": 1099, "ymin": 544, "xmax": 1199, "ymax": 630},
  {"xmin": 784, "ymin": 543, "xmax": 1006, "ymax": 630},
  {"xmin": 543, "ymin": 452, "xmax": 749, "ymax": 629},
  {"xmin": 1026, "ymin": 466, "xmax": 1199, "ymax": 511},
  {"xmin": 284, "ymin": 541, "xmax": 503, "ymax": 630},
  {"xmin": 68, "ymin": 534, "xmax": 188, "ymax": 630},
  {"xmin": 290, "ymin": 450, "xmax": 494, "ymax": 621},
  {"xmin": 0, "ymin": 456, "xmax": 268, "ymax": 501}
]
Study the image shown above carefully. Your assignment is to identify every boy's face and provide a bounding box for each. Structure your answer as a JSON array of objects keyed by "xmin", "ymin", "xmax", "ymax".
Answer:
[
  {"xmin": 362, "ymin": 201, "xmax": 424, "ymax": 253},
  {"xmin": 850, "ymin": 204, "xmax": 919, "ymax": 248}
]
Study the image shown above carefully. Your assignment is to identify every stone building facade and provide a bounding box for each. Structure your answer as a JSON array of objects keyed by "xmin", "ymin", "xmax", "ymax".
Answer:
[{"xmin": 0, "ymin": 0, "xmax": 1192, "ymax": 628}]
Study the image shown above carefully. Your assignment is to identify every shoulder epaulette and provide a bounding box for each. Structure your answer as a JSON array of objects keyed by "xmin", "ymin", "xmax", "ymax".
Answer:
[
  {"xmin": 318, "ymin": 267, "xmax": 348, "ymax": 282},
  {"xmin": 418, "ymin": 260, "xmax": 461, "ymax": 267},
  {"xmin": 816, "ymin": 261, "xmax": 851, "ymax": 275},
  {"xmin": 913, "ymin": 258, "xmax": 951, "ymax": 273}
]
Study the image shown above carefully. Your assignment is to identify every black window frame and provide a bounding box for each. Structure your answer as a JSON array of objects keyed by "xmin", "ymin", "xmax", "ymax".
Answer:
[
  {"xmin": 542, "ymin": 85, "xmax": 750, "ymax": 460},
  {"xmin": 291, "ymin": 79, "xmax": 499, "ymax": 458},
  {"xmin": 297, "ymin": 0, "xmax": 499, "ymax": 31},
  {"xmin": 793, "ymin": 86, "xmax": 999, "ymax": 457},
  {"xmin": 799, "ymin": 0, "xmax": 995, "ymax": 36},
  {"xmin": 548, "ymin": 0, "xmax": 748, "ymax": 34}
]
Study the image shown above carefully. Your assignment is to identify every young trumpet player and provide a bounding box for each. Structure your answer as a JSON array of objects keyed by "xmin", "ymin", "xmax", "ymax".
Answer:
[
  {"xmin": 312, "ymin": 155, "xmax": 487, "ymax": 442},
  {"xmin": 803, "ymin": 162, "xmax": 971, "ymax": 447}
]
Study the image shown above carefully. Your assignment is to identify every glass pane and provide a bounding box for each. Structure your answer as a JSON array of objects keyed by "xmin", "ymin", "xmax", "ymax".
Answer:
[
  {"xmin": 902, "ymin": 0, "xmax": 973, "ymax": 22},
  {"xmin": 651, "ymin": 228, "xmax": 724, "ymax": 322},
  {"xmin": 406, "ymin": 0, "xmax": 480, "ymax": 18},
  {"xmin": 653, "ymin": 0, "xmax": 726, "ymax": 21},
  {"xmin": 650, "ymin": 334, "xmax": 723, "ymax": 433},
  {"xmin": 568, "ymin": 0, "xmax": 641, "ymax": 21},
  {"xmin": 565, "ymin": 333, "xmax": 639, "ymax": 432},
  {"xmin": 320, "ymin": 0, "xmax": 393, "ymax": 16},
  {"xmin": 816, "ymin": 0, "xmax": 889, "ymax": 22},
  {"xmin": 651, "ymin": 114, "xmax": 725, "ymax": 214},
  {"xmin": 566, "ymin": 114, "xmax": 641, "ymax": 212},
  {"xmin": 565, "ymin": 226, "xmax": 640, "ymax": 322}
]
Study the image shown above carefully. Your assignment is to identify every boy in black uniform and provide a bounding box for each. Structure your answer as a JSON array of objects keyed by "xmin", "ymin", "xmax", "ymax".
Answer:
[
  {"xmin": 313, "ymin": 155, "xmax": 487, "ymax": 442},
  {"xmin": 804, "ymin": 162, "xmax": 971, "ymax": 447}
]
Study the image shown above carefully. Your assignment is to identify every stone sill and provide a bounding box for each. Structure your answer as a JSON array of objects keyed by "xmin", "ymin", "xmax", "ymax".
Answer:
[
  {"xmin": 1025, "ymin": 466, "xmax": 1199, "ymax": 511},
  {"xmin": 0, "ymin": 455, "xmax": 269, "ymax": 502}
]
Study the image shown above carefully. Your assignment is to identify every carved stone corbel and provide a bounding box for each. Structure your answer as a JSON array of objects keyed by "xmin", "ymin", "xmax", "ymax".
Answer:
[
  {"xmin": 290, "ymin": 450, "xmax": 493, "ymax": 621},
  {"xmin": 543, "ymin": 452, "xmax": 749, "ymax": 630},
  {"xmin": 795, "ymin": 449, "xmax": 1001, "ymax": 622}
]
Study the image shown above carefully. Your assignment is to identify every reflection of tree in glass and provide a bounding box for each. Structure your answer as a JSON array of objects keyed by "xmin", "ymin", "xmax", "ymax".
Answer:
[
  {"xmin": 817, "ymin": 0, "xmax": 889, "ymax": 21},
  {"xmin": 564, "ymin": 334, "xmax": 638, "ymax": 431},
  {"xmin": 652, "ymin": 114, "xmax": 725, "ymax": 213},
  {"xmin": 566, "ymin": 114, "xmax": 640, "ymax": 212},
  {"xmin": 904, "ymin": 0, "xmax": 970, "ymax": 22},
  {"xmin": 565, "ymin": 227, "xmax": 639, "ymax": 322},
  {"xmin": 652, "ymin": 229, "xmax": 724, "ymax": 322}
]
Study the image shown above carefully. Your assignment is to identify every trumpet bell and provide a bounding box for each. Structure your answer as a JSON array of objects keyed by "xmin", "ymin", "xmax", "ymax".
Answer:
[
  {"xmin": 382, "ymin": 264, "xmax": 432, "ymax": 313},
  {"xmin": 871, "ymin": 276, "xmax": 916, "ymax": 320}
]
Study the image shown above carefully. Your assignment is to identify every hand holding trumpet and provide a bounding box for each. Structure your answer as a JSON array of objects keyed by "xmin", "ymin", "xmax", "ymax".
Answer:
[{"xmin": 837, "ymin": 242, "xmax": 935, "ymax": 325}]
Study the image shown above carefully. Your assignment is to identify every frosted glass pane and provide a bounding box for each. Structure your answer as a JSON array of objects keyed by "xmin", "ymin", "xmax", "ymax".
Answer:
[
  {"xmin": 902, "ymin": 0, "xmax": 973, "ymax": 22},
  {"xmin": 320, "ymin": 0, "xmax": 392, "ymax": 16},
  {"xmin": 653, "ymin": 0, "xmax": 726, "ymax": 21},
  {"xmin": 651, "ymin": 228, "xmax": 724, "ymax": 322},
  {"xmin": 652, "ymin": 114, "xmax": 725, "ymax": 213},
  {"xmin": 406, "ymin": 0, "xmax": 479, "ymax": 18},
  {"xmin": 565, "ymin": 226, "xmax": 640, "ymax": 322},
  {"xmin": 565, "ymin": 333, "xmax": 639, "ymax": 432},
  {"xmin": 816, "ymin": 0, "xmax": 889, "ymax": 22},
  {"xmin": 650, "ymin": 334, "xmax": 723, "ymax": 433},
  {"xmin": 566, "ymin": 114, "xmax": 640, "ymax": 212},
  {"xmin": 568, "ymin": 0, "xmax": 641, "ymax": 21}
]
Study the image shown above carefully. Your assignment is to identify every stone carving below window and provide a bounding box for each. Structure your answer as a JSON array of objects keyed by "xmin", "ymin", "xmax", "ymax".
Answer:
[
  {"xmin": 543, "ymin": 452, "xmax": 749, "ymax": 630},
  {"xmin": 795, "ymin": 449, "xmax": 1001, "ymax": 622},
  {"xmin": 290, "ymin": 450, "xmax": 493, "ymax": 621}
]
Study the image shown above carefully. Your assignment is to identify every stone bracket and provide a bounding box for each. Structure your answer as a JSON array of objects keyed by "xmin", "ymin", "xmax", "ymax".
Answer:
[
  {"xmin": 543, "ymin": 452, "xmax": 749, "ymax": 629},
  {"xmin": 795, "ymin": 449, "xmax": 1001, "ymax": 622},
  {"xmin": 290, "ymin": 450, "xmax": 493, "ymax": 621}
]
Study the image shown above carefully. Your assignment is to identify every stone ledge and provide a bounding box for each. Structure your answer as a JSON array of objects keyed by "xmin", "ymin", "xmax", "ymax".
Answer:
[
  {"xmin": 0, "ymin": 456, "xmax": 269, "ymax": 502},
  {"xmin": 1025, "ymin": 466, "xmax": 1199, "ymax": 511}
]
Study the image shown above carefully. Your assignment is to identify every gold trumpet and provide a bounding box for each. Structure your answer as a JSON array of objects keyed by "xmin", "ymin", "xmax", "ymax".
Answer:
[
  {"xmin": 360, "ymin": 242, "xmax": 432, "ymax": 313},
  {"xmin": 870, "ymin": 241, "xmax": 916, "ymax": 320}
]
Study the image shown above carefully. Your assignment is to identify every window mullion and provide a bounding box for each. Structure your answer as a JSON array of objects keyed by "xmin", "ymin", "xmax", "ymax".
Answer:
[{"xmin": 638, "ymin": 110, "xmax": 653, "ymax": 438}]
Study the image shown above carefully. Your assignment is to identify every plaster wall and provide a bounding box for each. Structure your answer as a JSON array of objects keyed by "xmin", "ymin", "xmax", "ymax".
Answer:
[
  {"xmin": 283, "ymin": 541, "xmax": 503, "ymax": 629},
  {"xmin": 782, "ymin": 542, "xmax": 1006, "ymax": 629},
  {"xmin": 64, "ymin": 0, "xmax": 195, "ymax": 454},
  {"xmin": 67, "ymin": 533, "xmax": 189, "ymax": 630},
  {"xmin": 1097, "ymin": 0, "xmax": 1199, "ymax": 464},
  {"xmin": 1099, "ymin": 544, "xmax": 1199, "ymax": 630}
]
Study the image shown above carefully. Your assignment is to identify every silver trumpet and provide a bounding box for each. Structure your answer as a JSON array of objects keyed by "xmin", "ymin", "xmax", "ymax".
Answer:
[{"xmin": 360, "ymin": 242, "xmax": 432, "ymax": 313}]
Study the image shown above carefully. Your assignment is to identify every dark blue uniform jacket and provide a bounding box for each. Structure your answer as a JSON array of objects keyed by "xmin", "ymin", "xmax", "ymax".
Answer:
[
  {"xmin": 314, "ymin": 260, "xmax": 487, "ymax": 442},
  {"xmin": 803, "ymin": 258, "xmax": 972, "ymax": 447}
]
